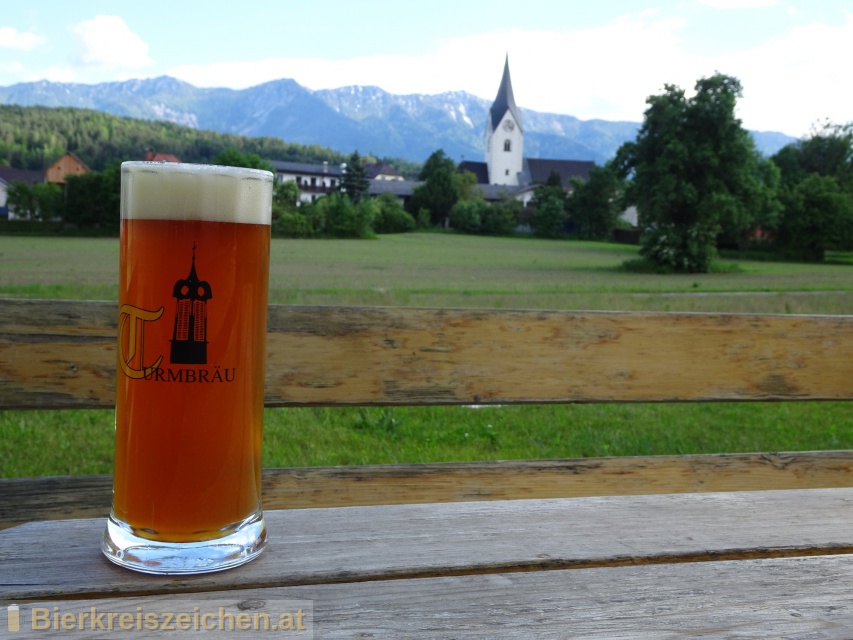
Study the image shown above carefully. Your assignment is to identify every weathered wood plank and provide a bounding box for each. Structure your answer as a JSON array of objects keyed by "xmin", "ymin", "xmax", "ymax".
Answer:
[
  {"xmin": 6, "ymin": 555, "xmax": 853, "ymax": 638},
  {"xmin": 3, "ymin": 451, "xmax": 853, "ymax": 529},
  {"xmin": 2, "ymin": 298, "xmax": 852, "ymax": 410},
  {"xmin": 4, "ymin": 489, "xmax": 853, "ymax": 601}
]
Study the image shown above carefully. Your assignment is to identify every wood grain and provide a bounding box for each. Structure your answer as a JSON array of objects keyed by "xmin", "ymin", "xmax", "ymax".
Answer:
[
  {"xmin": 2, "ymin": 299, "xmax": 852, "ymax": 409},
  {"xmin": 6, "ymin": 555, "xmax": 853, "ymax": 638},
  {"xmin": 4, "ymin": 489, "xmax": 853, "ymax": 601},
  {"xmin": 3, "ymin": 451, "xmax": 853, "ymax": 529}
]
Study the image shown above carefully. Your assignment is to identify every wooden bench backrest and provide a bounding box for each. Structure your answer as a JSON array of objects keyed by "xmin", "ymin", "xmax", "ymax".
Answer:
[
  {"xmin": 2, "ymin": 298, "xmax": 852, "ymax": 529},
  {"xmin": 3, "ymin": 298, "xmax": 852, "ymax": 410}
]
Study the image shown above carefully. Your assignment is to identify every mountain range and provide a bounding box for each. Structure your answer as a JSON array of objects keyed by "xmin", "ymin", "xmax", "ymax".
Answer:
[{"xmin": 0, "ymin": 76, "xmax": 797, "ymax": 165}]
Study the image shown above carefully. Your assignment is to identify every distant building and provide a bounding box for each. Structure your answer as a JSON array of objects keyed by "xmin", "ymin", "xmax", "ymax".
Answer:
[
  {"xmin": 144, "ymin": 149, "xmax": 181, "ymax": 163},
  {"xmin": 366, "ymin": 162, "xmax": 404, "ymax": 181},
  {"xmin": 270, "ymin": 160, "xmax": 343, "ymax": 204},
  {"xmin": 0, "ymin": 166, "xmax": 45, "ymax": 219},
  {"xmin": 459, "ymin": 56, "xmax": 595, "ymax": 206},
  {"xmin": 45, "ymin": 152, "xmax": 90, "ymax": 185},
  {"xmin": 366, "ymin": 179, "xmax": 421, "ymax": 207}
]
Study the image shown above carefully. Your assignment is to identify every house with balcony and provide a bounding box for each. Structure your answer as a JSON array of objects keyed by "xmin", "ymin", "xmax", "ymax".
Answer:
[{"xmin": 270, "ymin": 160, "xmax": 343, "ymax": 204}]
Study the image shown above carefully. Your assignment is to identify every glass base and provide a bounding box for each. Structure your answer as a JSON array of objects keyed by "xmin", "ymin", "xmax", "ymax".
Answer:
[{"xmin": 101, "ymin": 511, "xmax": 267, "ymax": 575}]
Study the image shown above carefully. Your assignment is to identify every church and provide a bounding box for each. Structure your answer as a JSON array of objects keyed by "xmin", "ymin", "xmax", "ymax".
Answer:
[
  {"xmin": 268, "ymin": 57, "xmax": 596, "ymax": 207},
  {"xmin": 458, "ymin": 56, "xmax": 595, "ymax": 204}
]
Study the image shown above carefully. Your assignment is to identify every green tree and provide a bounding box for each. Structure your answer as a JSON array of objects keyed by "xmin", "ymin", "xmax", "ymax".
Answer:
[
  {"xmin": 777, "ymin": 174, "xmax": 853, "ymax": 261},
  {"xmin": 34, "ymin": 182, "xmax": 64, "ymax": 221},
  {"xmin": 319, "ymin": 193, "xmax": 375, "ymax": 238},
  {"xmin": 373, "ymin": 193, "xmax": 415, "ymax": 234},
  {"xmin": 530, "ymin": 170, "xmax": 567, "ymax": 210},
  {"xmin": 407, "ymin": 151, "xmax": 459, "ymax": 226},
  {"xmin": 531, "ymin": 194, "xmax": 567, "ymax": 239},
  {"xmin": 768, "ymin": 121, "xmax": 853, "ymax": 258},
  {"xmin": 527, "ymin": 170, "xmax": 568, "ymax": 238},
  {"xmin": 616, "ymin": 74, "xmax": 767, "ymax": 272},
  {"xmin": 212, "ymin": 149, "xmax": 274, "ymax": 172},
  {"xmin": 452, "ymin": 170, "xmax": 479, "ymax": 202},
  {"xmin": 566, "ymin": 164, "xmax": 624, "ymax": 240},
  {"xmin": 482, "ymin": 196, "xmax": 522, "ymax": 236},
  {"xmin": 340, "ymin": 151, "xmax": 370, "ymax": 202},
  {"xmin": 449, "ymin": 198, "xmax": 489, "ymax": 234},
  {"xmin": 270, "ymin": 179, "xmax": 309, "ymax": 238},
  {"xmin": 6, "ymin": 181, "xmax": 39, "ymax": 220},
  {"xmin": 63, "ymin": 160, "xmax": 122, "ymax": 231},
  {"xmin": 272, "ymin": 179, "xmax": 301, "ymax": 217},
  {"xmin": 418, "ymin": 149, "xmax": 456, "ymax": 181}
]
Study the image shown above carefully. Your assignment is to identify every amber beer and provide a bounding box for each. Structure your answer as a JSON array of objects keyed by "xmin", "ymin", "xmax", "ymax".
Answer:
[{"xmin": 102, "ymin": 162, "xmax": 273, "ymax": 574}]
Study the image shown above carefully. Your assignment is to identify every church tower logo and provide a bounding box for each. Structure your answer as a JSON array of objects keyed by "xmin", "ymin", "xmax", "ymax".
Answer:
[{"xmin": 170, "ymin": 243, "xmax": 213, "ymax": 365}]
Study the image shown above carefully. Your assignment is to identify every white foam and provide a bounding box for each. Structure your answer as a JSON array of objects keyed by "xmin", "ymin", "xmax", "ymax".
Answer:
[{"xmin": 121, "ymin": 162, "xmax": 273, "ymax": 225}]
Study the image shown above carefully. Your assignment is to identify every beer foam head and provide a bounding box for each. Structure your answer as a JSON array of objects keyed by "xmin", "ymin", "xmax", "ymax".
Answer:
[{"xmin": 121, "ymin": 162, "xmax": 273, "ymax": 225}]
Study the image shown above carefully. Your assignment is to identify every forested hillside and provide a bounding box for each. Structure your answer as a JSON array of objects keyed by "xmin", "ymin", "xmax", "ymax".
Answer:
[{"xmin": 0, "ymin": 105, "xmax": 350, "ymax": 171}]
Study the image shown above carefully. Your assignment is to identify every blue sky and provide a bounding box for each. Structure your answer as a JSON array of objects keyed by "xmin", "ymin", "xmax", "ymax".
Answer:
[{"xmin": 1, "ymin": 0, "xmax": 851, "ymax": 138}]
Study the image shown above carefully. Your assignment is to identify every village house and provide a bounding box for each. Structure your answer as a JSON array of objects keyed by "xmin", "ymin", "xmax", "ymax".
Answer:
[
  {"xmin": 144, "ymin": 149, "xmax": 181, "ymax": 163},
  {"xmin": 0, "ymin": 152, "xmax": 90, "ymax": 219},
  {"xmin": 45, "ymin": 152, "xmax": 90, "ymax": 185},
  {"xmin": 366, "ymin": 162, "xmax": 404, "ymax": 181},
  {"xmin": 269, "ymin": 160, "xmax": 344, "ymax": 205},
  {"xmin": 0, "ymin": 167, "xmax": 45, "ymax": 219}
]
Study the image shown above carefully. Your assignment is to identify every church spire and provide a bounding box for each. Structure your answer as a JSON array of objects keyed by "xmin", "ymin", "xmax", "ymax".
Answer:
[{"xmin": 489, "ymin": 54, "xmax": 523, "ymax": 133}]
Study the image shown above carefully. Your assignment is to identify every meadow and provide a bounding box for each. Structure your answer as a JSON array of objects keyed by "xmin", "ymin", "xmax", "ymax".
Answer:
[{"xmin": 2, "ymin": 232, "xmax": 853, "ymax": 477}]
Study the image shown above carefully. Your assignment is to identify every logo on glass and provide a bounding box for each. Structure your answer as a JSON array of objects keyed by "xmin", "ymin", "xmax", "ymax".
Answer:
[{"xmin": 170, "ymin": 243, "xmax": 212, "ymax": 365}]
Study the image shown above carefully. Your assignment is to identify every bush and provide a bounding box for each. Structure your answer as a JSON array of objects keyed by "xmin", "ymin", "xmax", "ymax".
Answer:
[
  {"xmin": 639, "ymin": 222, "xmax": 718, "ymax": 273},
  {"xmin": 323, "ymin": 194, "xmax": 376, "ymax": 239},
  {"xmin": 373, "ymin": 194, "xmax": 416, "ymax": 234},
  {"xmin": 272, "ymin": 212, "xmax": 313, "ymax": 238},
  {"xmin": 531, "ymin": 195, "xmax": 567, "ymax": 239},
  {"xmin": 449, "ymin": 199, "xmax": 488, "ymax": 234},
  {"xmin": 481, "ymin": 197, "xmax": 521, "ymax": 236}
]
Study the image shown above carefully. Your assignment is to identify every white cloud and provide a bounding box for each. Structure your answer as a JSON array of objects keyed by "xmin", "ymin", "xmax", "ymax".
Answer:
[
  {"xmin": 72, "ymin": 16, "xmax": 152, "ymax": 69},
  {"xmin": 721, "ymin": 17, "xmax": 853, "ymax": 134},
  {"xmin": 0, "ymin": 26, "xmax": 46, "ymax": 50}
]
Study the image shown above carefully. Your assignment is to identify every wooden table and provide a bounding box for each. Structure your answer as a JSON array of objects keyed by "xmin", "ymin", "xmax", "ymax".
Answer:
[{"xmin": 4, "ymin": 488, "xmax": 853, "ymax": 638}]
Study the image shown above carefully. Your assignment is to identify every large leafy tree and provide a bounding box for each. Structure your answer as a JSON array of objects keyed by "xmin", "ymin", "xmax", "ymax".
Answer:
[
  {"xmin": 616, "ymin": 74, "xmax": 769, "ymax": 272},
  {"xmin": 777, "ymin": 174, "xmax": 853, "ymax": 262},
  {"xmin": 773, "ymin": 122, "xmax": 853, "ymax": 190},
  {"xmin": 566, "ymin": 164, "xmax": 625, "ymax": 241},
  {"xmin": 770, "ymin": 122, "xmax": 853, "ymax": 260},
  {"xmin": 407, "ymin": 149, "xmax": 459, "ymax": 225},
  {"xmin": 528, "ymin": 170, "xmax": 568, "ymax": 238},
  {"xmin": 418, "ymin": 149, "xmax": 456, "ymax": 181}
]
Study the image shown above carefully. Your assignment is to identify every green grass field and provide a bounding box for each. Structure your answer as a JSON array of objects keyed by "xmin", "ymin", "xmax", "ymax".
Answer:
[{"xmin": 2, "ymin": 232, "xmax": 853, "ymax": 477}]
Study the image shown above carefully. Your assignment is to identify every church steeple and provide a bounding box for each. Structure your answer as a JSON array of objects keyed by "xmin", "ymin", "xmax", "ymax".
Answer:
[
  {"xmin": 489, "ymin": 55, "xmax": 523, "ymax": 133},
  {"xmin": 485, "ymin": 55, "xmax": 524, "ymax": 186}
]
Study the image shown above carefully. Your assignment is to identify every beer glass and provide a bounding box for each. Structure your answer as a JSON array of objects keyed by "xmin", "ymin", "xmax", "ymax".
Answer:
[{"xmin": 102, "ymin": 162, "xmax": 273, "ymax": 574}]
